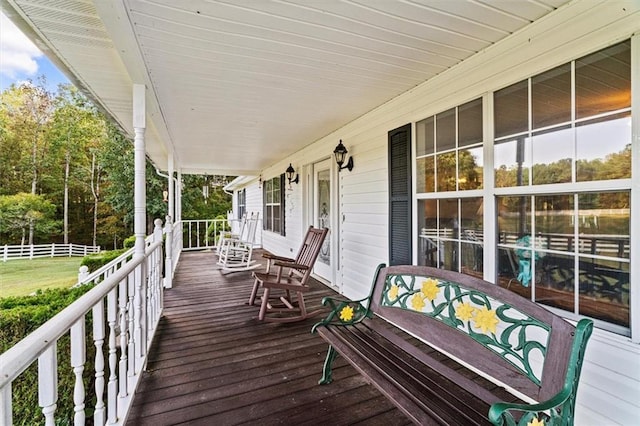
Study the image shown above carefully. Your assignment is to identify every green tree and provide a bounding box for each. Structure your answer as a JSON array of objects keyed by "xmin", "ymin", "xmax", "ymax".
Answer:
[
  {"xmin": 0, "ymin": 193, "xmax": 59, "ymax": 244},
  {"xmin": 49, "ymin": 85, "xmax": 106, "ymax": 244},
  {"xmin": 100, "ymin": 123, "xmax": 168, "ymax": 234},
  {"xmin": 0, "ymin": 80, "xmax": 54, "ymax": 243}
]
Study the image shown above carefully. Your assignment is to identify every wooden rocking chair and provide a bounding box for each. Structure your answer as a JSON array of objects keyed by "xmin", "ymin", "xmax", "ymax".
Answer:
[
  {"xmin": 249, "ymin": 226, "xmax": 328, "ymax": 322},
  {"xmin": 217, "ymin": 212, "xmax": 261, "ymax": 273}
]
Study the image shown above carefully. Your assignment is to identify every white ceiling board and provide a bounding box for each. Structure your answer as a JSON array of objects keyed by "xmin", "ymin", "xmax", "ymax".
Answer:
[{"xmin": 5, "ymin": 0, "xmax": 574, "ymax": 175}]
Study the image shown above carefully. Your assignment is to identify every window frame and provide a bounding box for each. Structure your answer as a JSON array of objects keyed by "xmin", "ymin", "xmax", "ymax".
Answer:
[{"xmin": 262, "ymin": 174, "xmax": 285, "ymax": 236}]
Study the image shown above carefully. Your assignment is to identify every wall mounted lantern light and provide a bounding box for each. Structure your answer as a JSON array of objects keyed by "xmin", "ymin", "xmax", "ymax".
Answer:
[
  {"xmin": 285, "ymin": 163, "xmax": 299, "ymax": 184},
  {"xmin": 333, "ymin": 139, "xmax": 354, "ymax": 172}
]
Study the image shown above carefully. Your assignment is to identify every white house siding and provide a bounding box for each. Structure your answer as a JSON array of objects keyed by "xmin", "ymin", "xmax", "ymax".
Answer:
[
  {"xmin": 245, "ymin": 182, "xmax": 263, "ymax": 247},
  {"xmin": 241, "ymin": 2, "xmax": 640, "ymax": 423}
]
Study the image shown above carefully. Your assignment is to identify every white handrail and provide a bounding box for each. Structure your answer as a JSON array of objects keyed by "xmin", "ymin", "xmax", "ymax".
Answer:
[{"xmin": 0, "ymin": 221, "xmax": 165, "ymax": 425}]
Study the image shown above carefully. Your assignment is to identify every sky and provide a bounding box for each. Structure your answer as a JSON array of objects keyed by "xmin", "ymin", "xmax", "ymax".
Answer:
[{"xmin": 0, "ymin": 12, "xmax": 69, "ymax": 92}]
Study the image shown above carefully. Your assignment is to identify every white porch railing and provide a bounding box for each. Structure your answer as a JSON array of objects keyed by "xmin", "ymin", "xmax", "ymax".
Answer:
[
  {"xmin": 2, "ymin": 243, "xmax": 101, "ymax": 262},
  {"xmin": 0, "ymin": 219, "xmax": 166, "ymax": 426},
  {"xmin": 181, "ymin": 218, "xmax": 229, "ymax": 251}
]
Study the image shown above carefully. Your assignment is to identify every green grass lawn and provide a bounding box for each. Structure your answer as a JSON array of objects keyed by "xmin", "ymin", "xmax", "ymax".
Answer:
[{"xmin": 0, "ymin": 257, "xmax": 82, "ymax": 298}]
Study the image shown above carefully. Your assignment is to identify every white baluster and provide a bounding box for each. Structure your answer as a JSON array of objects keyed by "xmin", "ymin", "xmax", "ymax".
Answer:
[
  {"xmin": 118, "ymin": 279, "xmax": 128, "ymax": 398},
  {"xmin": 70, "ymin": 319, "xmax": 86, "ymax": 425},
  {"xmin": 38, "ymin": 345, "xmax": 57, "ymax": 426},
  {"xmin": 107, "ymin": 288, "xmax": 118, "ymax": 424},
  {"xmin": 92, "ymin": 301, "xmax": 106, "ymax": 425},
  {"xmin": 134, "ymin": 262, "xmax": 147, "ymax": 372},
  {"xmin": 1, "ymin": 383, "xmax": 12, "ymax": 425},
  {"xmin": 127, "ymin": 272, "xmax": 136, "ymax": 377}
]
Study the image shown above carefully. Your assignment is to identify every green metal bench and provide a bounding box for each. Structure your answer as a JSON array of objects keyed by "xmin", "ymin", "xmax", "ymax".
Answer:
[{"xmin": 312, "ymin": 264, "xmax": 593, "ymax": 425}]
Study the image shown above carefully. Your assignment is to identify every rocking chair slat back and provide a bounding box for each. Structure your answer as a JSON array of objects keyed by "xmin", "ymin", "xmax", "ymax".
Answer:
[{"xmin": 250, "ymin": 226, "xmax": 328, "ymax": 322}]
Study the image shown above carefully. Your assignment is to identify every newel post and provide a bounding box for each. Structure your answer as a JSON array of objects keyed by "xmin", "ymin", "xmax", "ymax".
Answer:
[{"xmin": 78, "ymin": 265, "xmax": 90, "ymax": 284}]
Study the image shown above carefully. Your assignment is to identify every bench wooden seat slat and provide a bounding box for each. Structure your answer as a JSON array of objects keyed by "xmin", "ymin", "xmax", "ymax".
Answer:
[
  {"xmin": 349, "ymin": 324, "xmax": 492, "ymax": 422},
  {"xmin": 312, "ymin": 264, "xmax": 594, "ymax": 425},
  {"xmin": 361, "ymin": 319, "xmax": 509, "ymax": 407}
]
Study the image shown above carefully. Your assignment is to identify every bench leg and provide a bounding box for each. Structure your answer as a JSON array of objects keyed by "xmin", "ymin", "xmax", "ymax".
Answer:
[{"xmin": 319, "ymin": 345, "xmax": 339, "ymax": 385}]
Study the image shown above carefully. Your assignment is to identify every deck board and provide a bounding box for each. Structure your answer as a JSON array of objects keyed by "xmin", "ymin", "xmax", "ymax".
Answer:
[{"xmin": 126, "ymin": 250, "xmax": 408, "ymax": 425}]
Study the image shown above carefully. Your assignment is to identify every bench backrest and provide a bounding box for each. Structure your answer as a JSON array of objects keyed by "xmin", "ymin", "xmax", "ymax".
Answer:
[{"xmin": 368, "ymin": 264, "xmax": 591, "ymax": 404}]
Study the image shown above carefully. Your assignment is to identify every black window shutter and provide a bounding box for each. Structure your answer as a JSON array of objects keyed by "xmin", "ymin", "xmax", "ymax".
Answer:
[
  {"xmin": 262, "ymin": 182, "xmax": 267, "ymax": 230},
  {"xmin": 280, "ymin": 173, "xmax": 286, "ymax": 236},
  {"xmin": 388, "ymin": 124, "xmax": 412, "ymax": 265}
]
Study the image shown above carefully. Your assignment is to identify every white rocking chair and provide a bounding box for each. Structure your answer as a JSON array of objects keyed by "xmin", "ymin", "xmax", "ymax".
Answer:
[
  {"xmin": 217, "ymin": 212, "xmax": 260, "ymax": 273},
  {"xmin": 215, "ymin": 211, "xmax": 247, "ymax": 256}
]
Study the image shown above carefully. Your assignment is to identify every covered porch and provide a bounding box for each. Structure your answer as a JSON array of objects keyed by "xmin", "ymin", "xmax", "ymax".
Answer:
[{"xmin": 1, "ymin": 0, "xmax": 639, "ymax": 424}]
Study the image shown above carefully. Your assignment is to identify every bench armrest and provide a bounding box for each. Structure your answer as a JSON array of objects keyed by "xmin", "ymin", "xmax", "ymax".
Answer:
[
  {"xmin": 488, "ymin": 318, "xmax": 594, "ymax": 426},
  {"xmin": 311, "ymin": 296, "xmax": 372, "ymax": 333},
  {"xmin": 488, "ymin": 390, "xmax": 570, "ymax": 426}
]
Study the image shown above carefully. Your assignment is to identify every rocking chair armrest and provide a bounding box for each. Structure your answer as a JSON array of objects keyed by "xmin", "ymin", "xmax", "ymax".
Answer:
[
  {"xmin": 262, "ymin": 279, "xmax": 309, "ymax": 292},
  {"xmin": 262, "ymin": 251, "xmax": 295, "ymax": 263},
  {"xmin": 272, "ymin": 260, "xmax": 309, "ymax": 270}
]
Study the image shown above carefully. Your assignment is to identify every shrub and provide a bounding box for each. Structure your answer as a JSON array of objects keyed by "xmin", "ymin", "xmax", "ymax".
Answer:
[
  {"xmin": 123, "ymin": 235, "xmax": 136, "ymax": 249},
  {"xmin": 80, "ymin": 248, "xmax": 128, "ymax": 273},
  {"xmin": 0, "ymin": 286, "xmax": 96, "ymax": 425},
  {"xmin": 207, "ymin": 215, "xmax": 230, "ymax": 241}
]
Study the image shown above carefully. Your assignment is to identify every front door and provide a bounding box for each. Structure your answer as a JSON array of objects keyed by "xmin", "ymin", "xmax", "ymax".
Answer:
[{"xmin": 313, "ymin": 159, "xmax": 333, "ymax": 283}]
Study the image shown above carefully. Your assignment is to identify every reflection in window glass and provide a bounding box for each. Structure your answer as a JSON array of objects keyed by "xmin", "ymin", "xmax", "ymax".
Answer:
[
  {"xmin": 577, "ymin": 192, "xmax": 629, "ymax": 258},
  {"xmin": 417, "ymin": 198, "xmax": 483, "ymax": 277},
  {"xmin": 458, "ymin": 98, "xmax": 483, "ymax": 147},
  {"xmin": 576, "ymin": 40, "xmax": 631, "ymax": 119},
  {"xmin": 458, "ymin": 147, "xmax": 483, "ymax": 190},
  {"xmin": 538, "ymin": 253, "xmax": 575, "ymax": 311},
  {"xmin": 576, "ymin": 114, "xmax": 631, "ymax": 181},
  {"xmin": 436, "ymin": 152, "xmax": 456, "ymax": 192},
  {"xmin": 494, "ymin": 138, "xmax": 530, "ymax": 188},
  {"xmin": 416, "ymin": 98, "xmax": 483, "ymax": 195},
  {"xmin": 535, "ymin": 194, "xmax": 574, "ymax": 237},
  {"xmin": 497, "ymin": 196, "xmax": 531, "ymax": 240},
  {"xmin": 497, "ymin": 192, "xmax": 630, "ymax": 329},
  {"xmin": 418, "ymin": 199, "xmax": 438, "ymax": 267},
  {"xmin": 494, "ymin": 80, "xmax": 528, "ymax": 138},
  {"xmin": 578, "ymin": 257, "xmax": 629, "ymax": 327},
  {"xmin": 531, "ymin": 126, "xmax": 572, "ymax": 185},
  {"xmin": 532, "ymin": 63, "xmax": 571, "ymax": 129},
  {"xmin": 416, "ymin": 156, "xmax": 435, "ymax": 193},
  {"xmin": 436, "ymin": 108, "xmax": 456, "ymax": 151},
  {"xmin": 416, "ymin": 116, "xmax": 434, "ymax": 157}
]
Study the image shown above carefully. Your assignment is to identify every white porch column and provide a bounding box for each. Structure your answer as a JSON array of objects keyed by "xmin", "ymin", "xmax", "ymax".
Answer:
[
  {"xmin": 133, "ymin": 84, "xmax": 147, "ymax": 257},
  {"xmin": 132, "ymin": 83, "xmax": 147, "ymax": 369},
  {"xmin": 164, "ymin": 155, "xmax": 174, "ymax": 288},
  {"xmin": 177, "ymin": 171, "xmax": 183, "ymax": 223}
]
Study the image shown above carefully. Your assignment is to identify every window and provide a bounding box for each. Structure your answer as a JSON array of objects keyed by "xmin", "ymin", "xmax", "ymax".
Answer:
[
  {"xmin": 416, "ymin": 98, "xmax": 484, "ymax": 193},
  {"xmin": 417, "ymin": 197, "xmax": 483, "ymax": 276},
  {"xmin": 237, "ymin": 189, "xmax": 246, "ymax": 220},
  {"xmin": 416, "ymin": 97, "xmax": 484, "ymax": 277},
  {"xmin": 263, "ymin": 175, "xmax": 285, "ymax": 235},
  {"xmin": 494, "ymin": 41, "xmax": 631, "ymax": 332}
]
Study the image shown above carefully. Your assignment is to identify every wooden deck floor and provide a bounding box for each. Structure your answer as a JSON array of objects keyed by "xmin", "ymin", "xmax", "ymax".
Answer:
[{"xmin": 126, "ymin": 250, "xmax": 410, "ymax": 426}]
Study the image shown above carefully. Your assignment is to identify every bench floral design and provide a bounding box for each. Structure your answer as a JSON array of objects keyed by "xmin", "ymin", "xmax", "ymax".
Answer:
[{"xmin": 381, "ymin": 274, "xmax": 550, "ymax": 385}]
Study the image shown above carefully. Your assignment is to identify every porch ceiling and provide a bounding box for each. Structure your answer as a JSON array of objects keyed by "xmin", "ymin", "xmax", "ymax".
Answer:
[{"xmin": 4, "ymin": 0, "xmax": 571, "ymax": 175}]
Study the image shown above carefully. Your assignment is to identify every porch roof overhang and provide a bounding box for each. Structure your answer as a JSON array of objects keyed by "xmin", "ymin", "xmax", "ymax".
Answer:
[{"xmin": 3, "ymin": 0, "xmax": 572, "ymax": 176}]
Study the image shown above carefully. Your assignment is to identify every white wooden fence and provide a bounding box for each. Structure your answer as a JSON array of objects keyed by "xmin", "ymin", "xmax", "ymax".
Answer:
[{"xmin": 2, "ymin": 243, "xmax": 100, "ymax": 262}]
